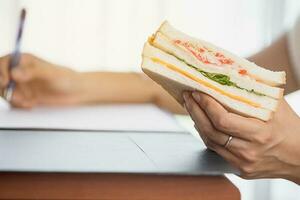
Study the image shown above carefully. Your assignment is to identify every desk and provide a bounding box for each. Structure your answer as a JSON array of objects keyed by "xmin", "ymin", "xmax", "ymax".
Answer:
[
  {"xmin": 0, "ymin": 130, "xmax": 239, "ymax": 199},
  {"xmin": 0, "ymin": 173, "xmax": 240, "ymax": 200}
]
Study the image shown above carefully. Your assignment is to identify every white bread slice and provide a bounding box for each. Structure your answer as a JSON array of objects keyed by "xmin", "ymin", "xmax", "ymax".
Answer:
[
  {"xmin": 141, "ymin": 56, "xmax": 272, "ymax": 121},
  {"xmin": 152, "ymin": 32, "xmax": 284, "ymax": 99},
  {"xmin": 142, "ymin": 43, "xmax": 279, "ymax": 112},
  {"xmin": 154, "ymin": 21, "xmax": 286, "ymax": 86}
]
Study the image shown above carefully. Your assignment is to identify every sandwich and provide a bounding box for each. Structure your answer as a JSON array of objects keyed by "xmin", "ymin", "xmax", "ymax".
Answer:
[{"xmin": 141, "ymin": 21, "xmax": 286, "ymax": 121}]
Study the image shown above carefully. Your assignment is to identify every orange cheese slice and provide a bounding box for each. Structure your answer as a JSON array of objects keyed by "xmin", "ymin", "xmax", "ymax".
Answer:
[{"xmin": 150, "ymin": 57, "xmax": 261, "ymax": 108}]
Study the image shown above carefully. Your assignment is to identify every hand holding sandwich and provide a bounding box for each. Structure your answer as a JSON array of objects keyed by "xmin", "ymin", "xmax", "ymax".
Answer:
[
  {"xmin": 141, "ymin": 21, "xmax": 300, "ymax": 183},
  {"xmin": 183, "ymin": 91, "xmax": 300, "ymax": 184}
]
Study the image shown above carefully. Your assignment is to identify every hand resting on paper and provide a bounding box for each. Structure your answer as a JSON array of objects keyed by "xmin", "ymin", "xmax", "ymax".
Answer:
[{"xmin": 0, "ymin": 53, "xmax": 184, "ymax": 113}]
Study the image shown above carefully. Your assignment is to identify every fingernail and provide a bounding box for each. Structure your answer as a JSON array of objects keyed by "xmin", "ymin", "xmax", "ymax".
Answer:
[
  {"xmin": 185, "ymin": 102, "xmax": 191, "ymax": 111},
  {"xmin": 183, "ymin": 93, "xmax": 191, "ymax": 109},
  {"xmin": 192, "ymin": 92, "xmax": 201, "ymax": 102},
  {"xmin": 183, "ymin": 92, "xmax": 189, "ymax": 102}
]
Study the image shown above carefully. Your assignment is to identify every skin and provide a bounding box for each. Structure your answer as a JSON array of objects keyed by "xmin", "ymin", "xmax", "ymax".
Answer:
[
  {"xmin": 183, "ymin": 91, "xmax": 300, "ymax": 185},
  {"xmin": 249, "ymin": 34, "xmax": 299, "ymax": 94},
  {"xmin": 0, "ymin": 54, "xmax": 184, "ymax": 113},
  {"xmin": 0, "ymin": 34, "xmax": 298, "ymax": 110},
  {"xmin": 180, "ymin": 34, "xmax": 300, "ymax": 184},
  {"xmin": 0, "ymin": 33, "xmax": 299, "ymax": 183}
]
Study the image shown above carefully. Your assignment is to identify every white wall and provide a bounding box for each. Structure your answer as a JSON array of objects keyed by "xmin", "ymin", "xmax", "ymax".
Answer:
[
  {"xmin": 0, "ymin": 0, "xmax": 18, "ymax": 55},
  {"xmin": 1, "ymin": 0, "xmax": 296, "ymax": 72}
]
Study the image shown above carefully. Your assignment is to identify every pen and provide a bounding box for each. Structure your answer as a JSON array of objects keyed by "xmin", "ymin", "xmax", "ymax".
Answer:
[{"xmin": 3, "ymin": 9, "xmax": 26, "ymax": 102}]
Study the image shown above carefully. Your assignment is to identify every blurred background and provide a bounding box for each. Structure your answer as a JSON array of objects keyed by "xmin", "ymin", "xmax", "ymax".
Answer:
[
  {"xmin": 1, "ymin": 0, "xmax": 300, "ymax": 199},
  {"xmin": 1, "ymin": 0, "xmax": 300, "ymax": 72}
]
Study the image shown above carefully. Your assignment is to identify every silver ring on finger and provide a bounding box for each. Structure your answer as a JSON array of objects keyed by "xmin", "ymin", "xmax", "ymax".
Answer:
[{"xmin": 224, "ymin": 135, "xmax": 233, "ymax": 149}]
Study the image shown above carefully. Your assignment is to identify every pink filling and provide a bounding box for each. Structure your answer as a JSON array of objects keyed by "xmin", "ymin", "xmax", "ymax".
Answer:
[{"xmin": 173, "ymin": 39, "xmax": 247, "ymax": 75}]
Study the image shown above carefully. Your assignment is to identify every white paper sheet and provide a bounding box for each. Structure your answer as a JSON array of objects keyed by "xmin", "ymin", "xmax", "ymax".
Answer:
[{"xmin": 0, "ymin": 102, "xmax": 185, "ymax": 133}]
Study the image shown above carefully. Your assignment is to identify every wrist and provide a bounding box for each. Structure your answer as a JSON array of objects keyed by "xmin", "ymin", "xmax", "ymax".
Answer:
[
  {"xmin": 55, "ymin": 69, "xmax": 88, "ymax": 105},
  {"xmin": 72, "ymin": 72, "xmax": 109, "ymax": 104},
  {"xmin": 70, "ymin": 72, "xmax": 96, "ymax": 104},
  {"xmin": 71, "ymin": 72, "xmax": 159, "ymax": 105}
]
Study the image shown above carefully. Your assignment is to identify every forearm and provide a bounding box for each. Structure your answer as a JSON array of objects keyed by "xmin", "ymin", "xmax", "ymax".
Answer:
[
  {"xmin": 248, "ymin": 34, "xmax": 299, "ymax": 94},
  {"xmin": 74, "ymin": 72, "xmax": 185, "ymax": 114}
]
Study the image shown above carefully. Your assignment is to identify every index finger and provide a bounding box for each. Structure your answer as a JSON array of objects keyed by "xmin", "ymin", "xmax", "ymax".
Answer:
[
  {"xmin": 191, "ymin": 91, "xmax": 265, "ymax": 140},
  {"xmin": 0, "ymin": 55, "xmax": 10, "ymax": 87}
]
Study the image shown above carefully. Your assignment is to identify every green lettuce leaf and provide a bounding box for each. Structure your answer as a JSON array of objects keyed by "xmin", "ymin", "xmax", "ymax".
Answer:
[
  {"xmin": 173, "ymin": 55, "xmax": 265, "ymax": 96},
  {"xmin": 197, "ymin": 70, "xmax": 265, "ymax": 96}
]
